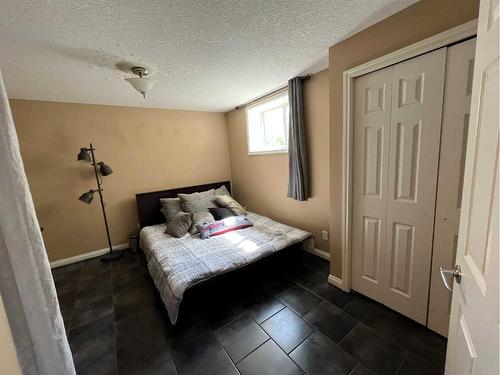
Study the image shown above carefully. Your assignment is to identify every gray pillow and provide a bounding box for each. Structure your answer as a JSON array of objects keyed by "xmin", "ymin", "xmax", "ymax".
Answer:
[
  {"xmin": 214, "ymin": 195, "xmax": 246, "ymax": 215},
  {"xmin": 179, "ymin": 189, "xmax": 217, "ymax": 213},
  {"xmin": 159, "ymin": 197, "xmax": 182, "ymax": 223},
  {"xmin": 165, "ymin": 212, "xmax": 192, "ymax": 238},
  {"xmin": 215, "ymin": 185, "xmax": 231, "ymax": 196},
  {"xmin": 190, "ymin": 210, "xmax": 215, "ymax": 235}
]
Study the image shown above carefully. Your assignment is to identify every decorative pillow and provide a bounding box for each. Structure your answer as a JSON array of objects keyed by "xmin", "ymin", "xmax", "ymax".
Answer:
[
  {"xmin": 165, "ymin": 212, "xmax": 192, "ymax": 238},
  {"xmin": 214, "ymin": 195, "xmax": 246, "ymax": 215},
  {"xmin": 197, "ymin": 216, "xmax": 253, "ymax": 239},
  {"xmin": 208, "ymin": 207, "xmax": 236, "ymax": 220},
  {"xmin": 179, "ymin": 189, "xmax": 217, "ymax": 213},
  {"xmin": 215, "ymin": 185, "xmax": 231, "ymax": 196},
  {"xmin": 190, "ymin": 210, "xmax": 215, "ymax": 235},
  {"xmin": 159, "ymin": 197, "xmax": 182, "ymax": 223}
]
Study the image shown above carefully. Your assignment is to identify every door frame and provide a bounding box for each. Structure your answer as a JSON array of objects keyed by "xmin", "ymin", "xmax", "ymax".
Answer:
[{"xmin": 332, "ymin": 19, "xmax": 478, "ymax": 292}]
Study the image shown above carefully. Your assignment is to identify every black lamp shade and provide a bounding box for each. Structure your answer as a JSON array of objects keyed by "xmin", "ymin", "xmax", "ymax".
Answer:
[
  {"xmin": 99, "ymin": 162, "xmax": 113, "ymax": 176},
  {"xmin": 79, "ymin": 190, "xmax": 95, "ymax": 204},
  {"xmin": 77, "ymin": 148, "xmax": 91, "ymax": 162}
]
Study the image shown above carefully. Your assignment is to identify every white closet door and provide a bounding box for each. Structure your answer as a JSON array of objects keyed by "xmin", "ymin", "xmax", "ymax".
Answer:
[
  {"xmin": 351, "ymin": 67, "xmax": 393, "ymax": 301},
  {"xmin": 428, "ymin": 38, "xmax": 476, "ymax": 337},
  {"xmin": 384, "ymin": 48, "xmax": 447, "ymax": 323},
  {"xmin": 352, "ymin": 48, "xmax": 448, "ymax": 323}
]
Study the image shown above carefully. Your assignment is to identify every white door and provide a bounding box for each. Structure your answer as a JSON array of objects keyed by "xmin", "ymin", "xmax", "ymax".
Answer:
[
  {"xmin": 351, "ymin": 66, "xmax": 393, "ymax": 303},
  {"xmin": 384, "ymin": 49, "xmax": 446, "ymax": 324},
  {"xmin": 352, "ymin": 49, "xmax": 447, "ymax": 323},
  {"xmin": 445, "ymin": 0, "xmax": 499, "ymax": 373},
  {"xmin": 428, "ymin": 38, "xmax": 476, "ymax": 337}
]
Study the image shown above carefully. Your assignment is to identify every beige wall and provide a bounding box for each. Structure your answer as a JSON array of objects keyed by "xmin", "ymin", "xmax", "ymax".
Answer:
[
  {"xmin": 226, "ymin": 69, "xmax": 330, "ymax": 253},
  {"xmin": 0, "ymin": 296, "xmax": 22, "ymax": 375},
  {"xmin": 11, "ymin": 100, "xmax": 231, "ymax": 261},
  {"xmin": 328, "ymin": 0, "xmax": 479, "ymax": 277}
]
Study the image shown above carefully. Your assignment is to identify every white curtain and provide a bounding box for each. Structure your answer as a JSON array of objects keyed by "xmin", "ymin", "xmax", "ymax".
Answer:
[{"xmin": 0, "ymin": 71, "xmax": 75, "ymax": 374}]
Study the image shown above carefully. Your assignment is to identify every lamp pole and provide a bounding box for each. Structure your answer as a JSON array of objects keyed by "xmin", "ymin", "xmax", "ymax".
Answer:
[{"xmin": 86, "ymin": 143, "xmax": 122, "ymax": 262}]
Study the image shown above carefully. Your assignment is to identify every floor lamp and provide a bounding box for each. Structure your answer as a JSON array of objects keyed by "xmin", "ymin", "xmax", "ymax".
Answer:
[{"xmin": 77, "ymin": 143, "xmax": 122, "ymax": 262}]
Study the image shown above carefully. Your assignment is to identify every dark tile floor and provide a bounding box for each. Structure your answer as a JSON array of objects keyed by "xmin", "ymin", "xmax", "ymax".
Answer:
[{"xmin": 52, "ymin": 248, "xmax": 447, "ymax": 375}]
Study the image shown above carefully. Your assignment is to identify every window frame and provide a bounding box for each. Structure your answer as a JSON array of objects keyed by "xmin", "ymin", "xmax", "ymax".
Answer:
[{"xmin": 245, "ymin": 91, "xmax": 290, "ymax": 156}]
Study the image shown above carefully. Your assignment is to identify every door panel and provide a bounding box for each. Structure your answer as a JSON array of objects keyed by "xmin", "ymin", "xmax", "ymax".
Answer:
[
  {"xmin": 398, "ymin": 74, "xmax": 423, "ymax": 107},
  {"xmin": 352, "ymin": 67, "xmax": 392, "ymax": 300},
  {"xmin": 394, "ymin": 121, "xmax": 420, "ymax": 202},
  {"xmin": 445, "ymin": 0, "xmax": 499, "ymax": 372},
  {"xmin": 384, "ymin": 48, "xmax": 447, "ymax": 323},
  {"xmin": 389, "ymin": 222, "xmax": 414, "ymax": 296},
  {"xmin": 361, "ymin": 216, "xmax": 381, "ymax": 281},
  {"xmin": 363, "ymin": 126, "xmax": 384, "ymax": 197},
  {"xmin": 428, "ymin": 38, "xmax": 476, "ymax": 337},
  {"xmin": 448, "ymin": 306, "xmax": 477, "ymax": 375}
]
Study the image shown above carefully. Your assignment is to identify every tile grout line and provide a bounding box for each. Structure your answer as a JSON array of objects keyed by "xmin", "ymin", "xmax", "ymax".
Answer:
[
  {"xmin": 233, "ymin": 338, "xmax": 271, "ymax": 366},
  {"xmin": 287, "ymin": 277, "xmax": 365, "ymax": 329},
  {"xmin": 67, "ymin": 265, "xmax": 83, "ymax": 333},
  {"xmin": 339, "ymin": 321, "xmax": 416, "ymax": 375},
  {"xmin": 222, "ymin": 347, "xmax": 241, "ymax": 375},
  {"xmin": 213, "ymin": 310, "xmax": 248, "ymax": 332},
  {"xmin": 268, "ymin": 330, "xmax": 311, "ymax": 375},
  {"xmin": 216, "ymin": 305, "xmax": 288, "ymax": 367},
  {"xmin": 286, "ymin": 327, "xmax": 316, "ymax": 355},
  {"xmin": 337, "ymin": 321, "xmax": 359, "ymax": 346},
  {"xmin": 259, "ymin": 306, "xmax": 317, "ymax": 367},
  {"xmin": 253, "ymin": 334, "xmax": 307, "ymax": 374},
  {"xmin": 229, "ymin": 305, "xmax": 313, "ymax": 373},
  {"xmin": 340, "ymin": 297, "xmax": 356, "ymax": 311},
  {"xmin": 394, "ymin": 356, "xmax": 407, "ymax": 375},
  {"xmin": 287, "ymin": 276, "xmax": 353, "ymax": 311},
  {"xmin": 346, "ymin": 363, "xmax": 362, "ymax": 375},
  {"xmin": 257, "ymin": 305, "xmax": 286, "ymax": 326}
]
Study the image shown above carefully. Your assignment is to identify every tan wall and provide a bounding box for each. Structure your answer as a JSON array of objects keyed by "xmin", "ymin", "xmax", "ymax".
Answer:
[
  {"xmin": 226, "ymin": 69, "xmax": 330, "ymax": 253},
  {"xmin": 328, "ymin": 0, "xmax": 479, "ymax": 277},
  {"xmin": 0, "ymin": 296, "xmax": 22, "ymax": 375},
  {"xmin": 11, "ymin": 100, "xmax": 231, "ymax": 262}
]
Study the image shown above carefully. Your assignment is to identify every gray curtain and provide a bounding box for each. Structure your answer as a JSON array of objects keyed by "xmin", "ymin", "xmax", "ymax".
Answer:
[
  {"xmin": 287, "ymin": 77, "xmax": 309, "ymax": 201},
  {"xmin": 0, "ymin": 70, "xmax": 75, "ymax": 374}
]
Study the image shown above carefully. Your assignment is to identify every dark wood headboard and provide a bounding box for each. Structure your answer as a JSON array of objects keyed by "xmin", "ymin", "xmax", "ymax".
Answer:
[{"xmin": 135, "ymin": 181, "xmax": 231, "ymax": 228}]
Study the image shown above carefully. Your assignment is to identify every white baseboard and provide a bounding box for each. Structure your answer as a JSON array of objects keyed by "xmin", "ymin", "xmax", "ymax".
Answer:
[
  {"xmin": 328, "ymin": 274, "xmax": 349, "ymax": 292},
  {"xmin": 50, "ymin": 242, "xmax": 129, "ymax": 269},
  {"xmin": 304, "ymin": 247, "xmax": 330, "ymax": 261}
]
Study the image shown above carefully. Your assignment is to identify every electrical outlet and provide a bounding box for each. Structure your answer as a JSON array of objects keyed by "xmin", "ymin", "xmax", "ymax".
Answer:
[{"xmin": 321, "ymin": 230, "xmax": 329, "ymax": 241}]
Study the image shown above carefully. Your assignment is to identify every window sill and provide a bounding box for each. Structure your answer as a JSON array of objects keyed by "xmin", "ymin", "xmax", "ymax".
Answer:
[{"xmin": 248, "ymin": 149, "xmax": 288, "ymax": 156}]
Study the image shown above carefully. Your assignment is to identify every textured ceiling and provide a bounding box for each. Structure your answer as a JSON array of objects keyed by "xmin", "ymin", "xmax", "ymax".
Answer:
[{"xmin": 0, "ymin": 0, "xmax": 417, "ymax": 112}]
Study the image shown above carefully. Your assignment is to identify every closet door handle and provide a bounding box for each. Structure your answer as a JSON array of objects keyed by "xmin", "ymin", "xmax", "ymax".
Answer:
[{"xmin": 440, "ymin": 265, "xmax": 462, "ymax": 292}]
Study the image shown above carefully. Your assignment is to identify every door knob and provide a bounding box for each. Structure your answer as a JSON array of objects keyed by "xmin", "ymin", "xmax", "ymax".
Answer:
[{"xmin": 440, "ymin": 265, "xmax": 462, "ymax": 292}]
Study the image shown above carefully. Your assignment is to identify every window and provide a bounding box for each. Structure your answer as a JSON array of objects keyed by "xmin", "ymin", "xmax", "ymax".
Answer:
[{"xmin": 246, "ymin": 92, "xmax": 289, "ymax": 155}]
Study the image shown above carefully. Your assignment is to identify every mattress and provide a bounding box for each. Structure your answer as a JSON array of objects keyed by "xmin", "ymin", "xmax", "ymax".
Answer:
[{"xmin": 140, "ymin": 212, "xmax": 312, "ymax": 324}]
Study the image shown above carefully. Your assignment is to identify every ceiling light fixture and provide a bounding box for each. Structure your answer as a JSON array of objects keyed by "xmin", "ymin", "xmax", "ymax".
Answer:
[{"xmin": 125, "ymin": 66, "xmax": 157, "ymax": 98}]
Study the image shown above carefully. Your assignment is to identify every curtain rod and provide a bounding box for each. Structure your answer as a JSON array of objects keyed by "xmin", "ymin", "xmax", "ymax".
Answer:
[{"xmin": 235, "ymin": 74, "xmax": 311, "ymax": 110}]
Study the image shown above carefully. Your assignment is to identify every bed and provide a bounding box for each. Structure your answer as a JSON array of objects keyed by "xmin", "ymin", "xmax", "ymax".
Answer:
[{"xmin": 136, "ymin": 181, "xmax": 312, "ymax": 324}]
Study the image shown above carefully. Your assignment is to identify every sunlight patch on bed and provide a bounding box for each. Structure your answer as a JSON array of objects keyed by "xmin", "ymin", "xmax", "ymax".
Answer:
[
  {"xmin": 223, "ymin": 231, "xmax": 258, "ymax": 253},
  {"xmin": 239, "ymin": 239, "xmax": 258, "ymax": 253},
  {"xmin": 224, "ymin": 231, "xmax": 244, "ymax": 245}
]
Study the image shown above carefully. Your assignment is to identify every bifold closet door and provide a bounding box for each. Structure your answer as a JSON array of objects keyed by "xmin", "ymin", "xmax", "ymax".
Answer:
[
  {"xmin": 351, "ymin": 66, "xmax": 392, "ymax": 303},
  {"xmin": 352, "ymin": 48, "xmax": 447, "ymax": 324},
  {"xmin": 384, "ymin": 48, "xmax": 446, "ymax": 324},
  {"xmin": 427, "ymin": 38, "xmax": 476, "ymax": 337}
]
